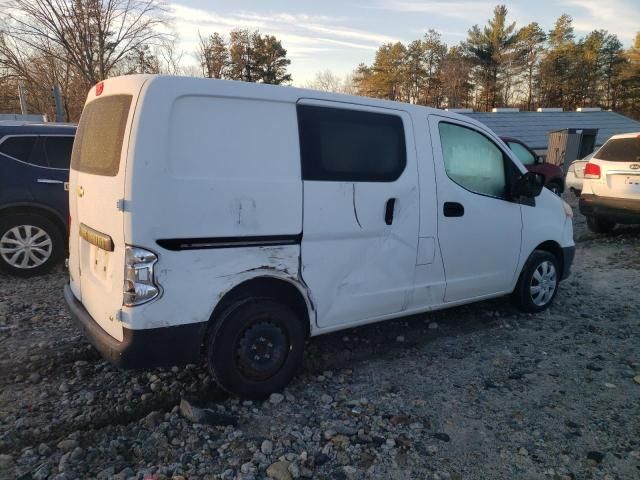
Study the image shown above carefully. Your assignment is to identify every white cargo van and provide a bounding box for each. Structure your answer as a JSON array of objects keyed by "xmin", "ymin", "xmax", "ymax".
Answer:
[{"xmin": 65, "ymin": 75, "xmax": 575, "ymax": 398}]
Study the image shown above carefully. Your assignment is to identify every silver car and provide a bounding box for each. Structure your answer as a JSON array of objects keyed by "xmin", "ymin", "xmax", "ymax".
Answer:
[{"xmin": 565, "ymin": 152, "xmax": 594, "ymax": 196}]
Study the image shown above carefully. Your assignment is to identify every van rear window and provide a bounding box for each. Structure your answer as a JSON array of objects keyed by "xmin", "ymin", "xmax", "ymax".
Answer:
[
  {"xmin": 595, "ymin": 137, "xmax": 640, "ymax": 162},
  {"xmin": 71, "ymin": 95, "xmax": 132, "ymax": 176}
]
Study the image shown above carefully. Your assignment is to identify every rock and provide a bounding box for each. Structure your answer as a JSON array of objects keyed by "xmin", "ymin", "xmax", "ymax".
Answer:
[
  {"xmin": 143, "ymin": 410, "xmax": 163, "ymax": 427},
  {"xmin": 58, "ymin": 452, "xmax": 71, "ymax": 472},
  {"xmin": 428, "ymin": 322, "xmax": 439, "ymax": 329},
  {"xmin": 587, "ymin": 451, "xmax": 605, "ymax": 464},
  {"xmin": 434, "ymin": 433, "xmax": 450, "ymax": 442},
  {"xmin": 269, "ymin": 393, "xmax": 284, "ymax": 404},
  {"xmin": 57, "ymin": 439, "xmax": 78, "ymax": 452},
  {"xmin": 179, "ymin": 398, "xmax": 237, "ymax": 426},
  {"xmin": 59, "ymin": 382, "xmax": 70, "ymax": 393},
  {"xmin": 0, "ymin": 454, "xmax": 13, "ymax": 469},
  {"xmin": 633, "ymin": 375, "xmax": 640, "ymax": 385},
  {"xmin": 261, "ymin": 440, "xmax": 273, "ymax": 455},
  {"xmin": 29, "ymin": 372, "xmax": 41, "ymax": 383},
  {"xmin": 396, "ymin": 335, "xmax": 405, "ymax": 342},
  {"xmin": 288, "ymin": 462, "xmax": 300, "ymax": 478},
  {"xmin": 314, "ymin": 452, "xmax": 330, "ymax": 466},
  {"xmin": 390, "ymin": 415, "xmax": 409, "ymax": 425},
  {"xmin": 321, "ymin": 394, "xmax": 333, "ymax": 404},
  {"xmin": 266, "ymin": 461, "xmax": 292, "ymax": 480}
]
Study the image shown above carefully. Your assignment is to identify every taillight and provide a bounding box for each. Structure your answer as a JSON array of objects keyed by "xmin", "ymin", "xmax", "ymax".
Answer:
[
  {"xmin": 584, "ymin": 162, "xmax": 601, "ymax": 179},
  {"xmin": 123, "ymin": 246, "xmax": 160, "ymax": 306}
]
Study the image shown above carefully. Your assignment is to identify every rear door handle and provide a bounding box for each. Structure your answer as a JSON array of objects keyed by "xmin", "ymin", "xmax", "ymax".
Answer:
[
  {"xmin": 385, "ymin": 198, "xmax": 396, "ymax": 225},
  {"xmin": 443, "ymin": 202, "xmax": 464, "ymax": 217},
  {"xmin": 37, "ymin": 179, "xmax": 64, "ymax": 184}
]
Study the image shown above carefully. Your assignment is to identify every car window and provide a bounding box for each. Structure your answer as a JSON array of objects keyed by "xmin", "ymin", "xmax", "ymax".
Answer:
[
  {"xmin": 43, "ymin": 136, "xmax": 74, "ymax": 169},
  {"xmin": 298, "ymin": 105, "xmax": 406, "ymax": 182},
  {"xmin": 438, "ymin": 122, "xmax": 507, "ymax": 198},
  {"xmin": 0, "ymin": 136, "xmax": 44, "ymax": 166},
  {"xmin": 595, "ymin": 137, "xmax": 640, "ymax": 162},
  {"xmin": 508, "ymin": 141, "xmax": 536, "ymax": 166}
]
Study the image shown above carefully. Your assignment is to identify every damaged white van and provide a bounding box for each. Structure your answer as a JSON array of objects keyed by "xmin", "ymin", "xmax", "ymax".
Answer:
[{"xmin": 65, "ymin": 75, "xmax": 575, "ymax": 398}]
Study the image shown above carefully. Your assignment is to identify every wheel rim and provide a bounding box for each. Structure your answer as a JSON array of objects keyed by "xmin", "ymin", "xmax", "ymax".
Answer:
[
  {"xmin": 529, "ymin": 260, "xmax": 557, "ymax": 306},
  {"xmin": 236, "ymin": 320, "xmax": 288, "ymax": 381},
  {"xmin": 0, "ymin": 225, "xmax": 52, "ymax": 269}
]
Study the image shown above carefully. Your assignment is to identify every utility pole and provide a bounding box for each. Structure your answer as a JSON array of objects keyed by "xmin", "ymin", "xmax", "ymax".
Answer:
[
  {"xmin": 52, "ymin": 84, "xmax": 65, "ymax": 122},
  {"xmin": 18, "ymin": 82, "xmax": 28, "ymax": 114}
]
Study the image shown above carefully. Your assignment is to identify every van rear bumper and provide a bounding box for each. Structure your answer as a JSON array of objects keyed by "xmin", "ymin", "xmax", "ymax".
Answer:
[
  {"xmin": 579, "ymin": 194, "xmax": 640, "ymax": 224},
  {"xmin": 64, "ymin": 284, "xmax": 206, "ymax": 369}
]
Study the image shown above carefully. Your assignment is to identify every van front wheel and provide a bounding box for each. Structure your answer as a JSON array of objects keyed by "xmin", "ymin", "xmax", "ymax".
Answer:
[
  {"xmin": 206, "ymin": 299, "xmax": 305, "ymax": 399},
  {"xmin": 512, "ymin": 250, "xmax": 559, "ymax": 313}
]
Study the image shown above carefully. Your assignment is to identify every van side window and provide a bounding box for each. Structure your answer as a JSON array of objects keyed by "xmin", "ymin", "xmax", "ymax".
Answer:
[
  {"xmin": 298, "ymin": 105, "xmax": 406, "ymax": 182},
  {"xmin": 43, "ymin": 136, "xmax": 74, "ymax": 169},
  {"xmin": 0, "ymin": 136, "xmax": 43, "ymax": 166},
  {"xmin": 438, "ymin": 122, "xmax": 507, "ymax": 198}
]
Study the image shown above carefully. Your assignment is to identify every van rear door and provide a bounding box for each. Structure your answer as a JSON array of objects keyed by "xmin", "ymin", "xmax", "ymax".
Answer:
[{"xmin": 69, "ymin": 84, "xmax": 138, "ymax": 342}]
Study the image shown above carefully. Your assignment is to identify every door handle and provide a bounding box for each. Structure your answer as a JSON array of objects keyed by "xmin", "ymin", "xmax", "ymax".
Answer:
[
  {"xmin": 37, "ymin": 179, "xmax": 64, "ymax": 184},
  {"xmin": 385, "ymin": 198, "xmax": 396, "ymax": 225},
  {"xmin": 443, "ymin": 202, "xmax": 464, "ymax": 217}
]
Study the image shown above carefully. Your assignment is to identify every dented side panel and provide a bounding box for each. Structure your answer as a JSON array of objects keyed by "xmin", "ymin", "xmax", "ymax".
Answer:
[{"xmin": 120, "ymin": 244, "xmax": 305, "ymax": 330}]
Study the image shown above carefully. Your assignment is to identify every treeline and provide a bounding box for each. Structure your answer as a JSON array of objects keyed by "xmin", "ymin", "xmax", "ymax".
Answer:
[
  {"xmin": 1, "ymin": 1, "xmax": 638, "ymax": 122},
  {"xmin": 350, "ymin": 6, "xmax": 640, "ymax": 118}
]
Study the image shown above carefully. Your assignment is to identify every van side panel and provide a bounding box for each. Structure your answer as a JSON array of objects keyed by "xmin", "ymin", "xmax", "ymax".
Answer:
[{"xmin": 127, "ymin": 84, "xmax": 302, "ymax": 244}]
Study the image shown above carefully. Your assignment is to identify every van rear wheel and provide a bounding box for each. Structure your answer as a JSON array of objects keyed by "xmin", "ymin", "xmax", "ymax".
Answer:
[{"xmin": 206, "ymin": 299, "xmax": 305, "ymax": 399}]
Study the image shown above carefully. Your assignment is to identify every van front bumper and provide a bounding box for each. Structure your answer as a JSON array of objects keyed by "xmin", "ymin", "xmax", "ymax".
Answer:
[
  {"xmin": 579, "ymin": 194, "xmax": 640, "ymax": 224},
  {"xmin": 64, "ymin": 285, "xmax": 206, "ymax": 369}
]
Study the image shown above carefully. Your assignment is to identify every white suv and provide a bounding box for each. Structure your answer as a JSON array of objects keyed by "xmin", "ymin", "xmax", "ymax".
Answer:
[{"xmin": 580, "ymin": 132, "xmax": 640, "ymax": 233}]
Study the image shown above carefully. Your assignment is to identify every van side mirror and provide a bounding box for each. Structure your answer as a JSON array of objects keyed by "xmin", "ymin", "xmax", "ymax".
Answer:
[{"xmin": 515, "ymin": 171, "xmax": 545, "ymax": 197}]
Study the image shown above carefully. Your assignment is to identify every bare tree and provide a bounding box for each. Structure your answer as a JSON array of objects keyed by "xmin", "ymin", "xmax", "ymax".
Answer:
[
  {"xmin": 197, "ymin": 32, "xmax": 228, "ymax": 78},
  {"xmin": 304, "ymin": 69, "xmax": 354, "ymax": 94},
  {"xmin": 2, "ymin": 0, "xmax": 168, "ymax": 85},
  {"xmin": 157, "ymin": 37, "xmax": 184, "ymax": 76}
]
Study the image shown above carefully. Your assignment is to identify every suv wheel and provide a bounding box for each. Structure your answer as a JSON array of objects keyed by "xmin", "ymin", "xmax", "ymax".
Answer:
[
  {"xmin": 586, "ymin": 216, "xmax": 615, "ymax": 234},
  {"xmin": 512, "ymin": 250, "xmax": 559, "ymax": 313},
  {"xmin": 206, "ymin": 299, "xmax": 305, "ymax": 399},
  {"xmin": 0, "ymin": 213, "xmax": 64, "ymax": 277}
]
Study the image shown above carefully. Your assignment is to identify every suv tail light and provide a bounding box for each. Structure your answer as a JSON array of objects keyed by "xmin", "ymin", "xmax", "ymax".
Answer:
[
  {"xmin": 584, "ymin": 162, "xmax": 601, "ymax": 179},
  {"xmin": 124, "ymin": 246, "xmax": 160, "ymax": 306}
]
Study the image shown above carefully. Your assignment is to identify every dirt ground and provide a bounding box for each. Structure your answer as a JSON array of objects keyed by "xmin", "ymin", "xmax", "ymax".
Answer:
[{"xmin": 1, "ymin": 194, "xmax": 639, "ymax": 480}]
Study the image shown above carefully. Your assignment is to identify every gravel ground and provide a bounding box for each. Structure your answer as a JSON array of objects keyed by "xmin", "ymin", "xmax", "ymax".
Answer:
[{"xmin": 1, "ymin": 195, "xmax": 639, "ymax": 480}]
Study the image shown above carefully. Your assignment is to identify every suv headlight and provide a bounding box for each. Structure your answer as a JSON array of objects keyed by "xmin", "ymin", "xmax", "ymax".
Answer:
[{"xmin": 124, "ymin": 246, "xmax": 161, "ymax": 306}]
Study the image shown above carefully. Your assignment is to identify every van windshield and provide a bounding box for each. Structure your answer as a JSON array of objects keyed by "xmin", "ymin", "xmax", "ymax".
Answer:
[
  {"xmin": 71, "ymin": 95, "xmax": 132, "ymax": 176},
  {"xmin": 595, "ymin": 137, "xmax": 640, "ymax": 162}
]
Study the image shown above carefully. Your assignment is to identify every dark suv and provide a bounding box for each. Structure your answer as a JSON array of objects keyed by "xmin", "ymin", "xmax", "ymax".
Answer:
[
  {"xmin": 502, "ymin": 137, "xmax": 565, "ymax": 195},
  {"xmin": 0, "ymin": 123, "xmax": 76, "ymax": 276}
]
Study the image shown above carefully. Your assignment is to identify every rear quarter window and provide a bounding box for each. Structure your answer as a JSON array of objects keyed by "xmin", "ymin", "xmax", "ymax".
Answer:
[
  {"xmin": 43, "ymin": 136, "xmax": 74, "ymax": 169},
  {"xmin": 595, "ymin": 137, "xmax": 640, "ymax": 162},
  {"xmin": 71, "ymin": 95, "xmax": 132, "ymax": 176}
]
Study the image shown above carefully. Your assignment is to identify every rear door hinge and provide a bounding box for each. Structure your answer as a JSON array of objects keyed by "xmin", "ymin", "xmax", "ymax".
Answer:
[{"xmin": 116, "ymin": 199, "xmax": 127, "ymax": 212}]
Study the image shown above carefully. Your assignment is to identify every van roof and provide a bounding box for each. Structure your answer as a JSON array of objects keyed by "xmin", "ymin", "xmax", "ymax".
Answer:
[{"xmin": 97, "ymin": 74, "xmax": 485, "ymax": 128}]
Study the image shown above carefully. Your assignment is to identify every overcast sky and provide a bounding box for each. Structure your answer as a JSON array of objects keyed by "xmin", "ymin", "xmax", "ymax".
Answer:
[{"xmin": 169, "ymin": 0, "xmax": 640, "ymax": 84}]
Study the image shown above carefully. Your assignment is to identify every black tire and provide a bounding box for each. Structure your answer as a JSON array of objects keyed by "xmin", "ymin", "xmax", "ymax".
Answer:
[
  {"xmin": 546, "ymin": 180, "xmax": 564, "ymax": 195},
  {"xmin": 0, "ymin": 213, "xmax": 64, "ymax": 277},
  {"xmin": 512, "ymin": 250, "xmax": 560, "ymax": 313},
  {"xmin": 206, "ymin": 299, "xmax": 306, "ymax": 399},
  {"xmin": 586, "ymin": 216, "xmax": 615, "ymax": 234}
]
